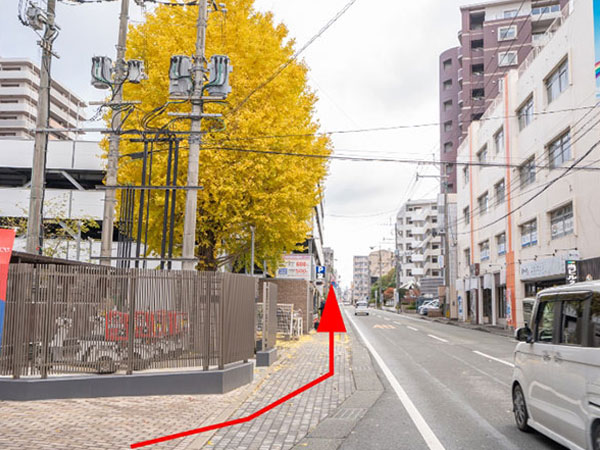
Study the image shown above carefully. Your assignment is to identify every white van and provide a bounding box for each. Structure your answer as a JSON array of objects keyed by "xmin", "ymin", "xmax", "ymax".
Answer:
[{"xmin": 512, "ymin": 282, "xmax": 600, "ymax": 449}]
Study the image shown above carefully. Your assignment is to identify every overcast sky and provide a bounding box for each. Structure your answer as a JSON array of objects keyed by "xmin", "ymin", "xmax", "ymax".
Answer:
[{"xmin": 0, "ymin": 0, "xmax": 481, "ymax": 286}]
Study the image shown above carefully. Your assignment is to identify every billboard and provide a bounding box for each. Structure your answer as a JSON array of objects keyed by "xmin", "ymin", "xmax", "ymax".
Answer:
[
  {"xmin": 277, "ymin": 254, "xmax": 313, "ymax": 280},
  {"xmin": 0, "ymin": 229, "xmax": 16, "ymax": 348},
  {"xmin": 595, "ymin": 0, "xmax": 600, "ymax": 96}
]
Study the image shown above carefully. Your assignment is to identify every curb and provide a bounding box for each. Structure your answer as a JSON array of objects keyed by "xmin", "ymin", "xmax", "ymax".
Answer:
[{"xmin": 291, "ymin": 315, "xmax": 384, "ymax": 450}]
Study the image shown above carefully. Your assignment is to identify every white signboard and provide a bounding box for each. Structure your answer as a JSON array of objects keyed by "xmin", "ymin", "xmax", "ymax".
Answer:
[
  {"xmin": 277, "ymin": 254, "xmax": 313, "ymax": 280},
  {"xmin": 520, "ymin": 251, "xmax": 580, "ymax": 281}
]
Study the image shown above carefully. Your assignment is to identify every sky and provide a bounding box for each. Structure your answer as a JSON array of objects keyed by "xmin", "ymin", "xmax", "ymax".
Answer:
[{"xmin": 0, "ymin": 0, "xmax": 481, "ymax": 287}]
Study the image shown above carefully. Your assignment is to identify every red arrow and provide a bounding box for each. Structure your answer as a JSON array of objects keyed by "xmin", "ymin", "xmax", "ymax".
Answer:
[{"xmin": 130, "ymin": 285, "xmax": 346, "ymax": 449}]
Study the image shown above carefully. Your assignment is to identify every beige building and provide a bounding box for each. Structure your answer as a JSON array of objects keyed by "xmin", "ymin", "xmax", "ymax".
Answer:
[
  {"xmin": 455, "ymin": 1, "xmax": 599, "ymax": 329},
  {"xmin": 368, "ymin": 249, "xmax": 394, "ymax": 279},
  {"xmin": 0, "ymin": 58, "xmax": 86, "ymax": 140}
]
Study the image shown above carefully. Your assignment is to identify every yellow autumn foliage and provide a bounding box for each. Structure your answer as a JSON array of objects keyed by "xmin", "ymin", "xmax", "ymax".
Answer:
[{"xmin": 111, "ymin": 0, "xmax": 331, "ymax": 271}]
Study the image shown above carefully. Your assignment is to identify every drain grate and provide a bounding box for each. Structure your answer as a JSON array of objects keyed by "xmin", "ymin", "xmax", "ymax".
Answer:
[{"xmin": 331, "ymin": 408, "xmax": 367, "ymax": 420}]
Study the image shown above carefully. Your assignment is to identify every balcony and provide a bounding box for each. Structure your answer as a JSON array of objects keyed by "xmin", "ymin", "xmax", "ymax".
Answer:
[
  {"xmin": 412, "ymin": 268, "xmax": 425, "ymax": 276},
  {"xmin": 411, "ymin": 254, "xmax": 425, "ymax": 263},
  {"xmin": 412, "ymin": 227, "xmax": 428, "ymax": 236}
]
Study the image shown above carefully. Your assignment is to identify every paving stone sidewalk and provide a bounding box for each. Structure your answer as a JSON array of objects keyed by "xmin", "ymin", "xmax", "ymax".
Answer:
[{"xmin": 0, "ymin": 332, "xmax": 354, "ymax": 450}]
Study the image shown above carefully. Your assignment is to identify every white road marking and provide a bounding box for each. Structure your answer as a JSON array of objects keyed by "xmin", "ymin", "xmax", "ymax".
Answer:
[
  {"xmin": 384, "ymin": 317, "xmax": 390, "ymax": 321},
  {"xmin": 473, "ymin": 350, "xmax": 515, "ymax": 368},
  {"xmin": 427, "ymin": 334, "xmax": 448, "ymax": 343},
  {"xmin": 407, "ymin": 326, "xmax": 419, "ymax": 331},
  {"xmin": 346, "ymin": 312, "xmax": 446, "ymax": 450}
]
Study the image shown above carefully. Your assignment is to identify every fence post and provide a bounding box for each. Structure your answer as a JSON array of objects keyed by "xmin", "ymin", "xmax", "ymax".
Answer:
[
  {"xmin": 203, "ymin": 273, "xmax": 210, "ymax": 371},
  {"xmin": 218, "ymin": 274, "xmax": 225, "ymax": 370},
  {"xmin": 126, "ymin": 270, "xmax": 137, "ymax": 375}
]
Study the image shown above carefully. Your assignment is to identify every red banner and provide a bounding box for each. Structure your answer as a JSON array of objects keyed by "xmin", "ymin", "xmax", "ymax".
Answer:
[{"xmin": 0, "ymin": 229, "xmax": 16, "ymax": 348}]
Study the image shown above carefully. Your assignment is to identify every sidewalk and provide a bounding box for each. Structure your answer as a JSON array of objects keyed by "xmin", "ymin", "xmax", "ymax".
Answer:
[
  {"xmin": 381, "ymin": 306, "xmax": 513, "ymax": 338},
  {"xmin": 0, "ymin": 331, "xmax": 356, "ymax": 450}
]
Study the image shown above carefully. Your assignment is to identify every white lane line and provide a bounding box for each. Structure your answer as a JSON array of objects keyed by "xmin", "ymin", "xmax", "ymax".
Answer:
[
  {"xmin": 407, "ymin": 326, "xmax": 419, "ymax": 331},
  {"xmin": 384, "ymin": 317, "xmax": 390, "ymax": 321},
  {"xmin": 427, "ymin": 334, "xmax": 448, "ymax": 343},
  {"xmin": 346, "ymin": 313, "xmax": 446, "ymax": 450},
  {"xmin": 473, "ymin": 350, "xmax": 515, "ymax": 368}
]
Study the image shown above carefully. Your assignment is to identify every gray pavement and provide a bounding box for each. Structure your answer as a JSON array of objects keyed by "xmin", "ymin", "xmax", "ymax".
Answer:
[{"xmin": 342, "ymin": 306, "xmax": 566, "ymax": 450}]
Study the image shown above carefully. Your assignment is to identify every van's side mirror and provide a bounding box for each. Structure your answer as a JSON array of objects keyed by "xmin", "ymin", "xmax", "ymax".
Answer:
[{"xmin": 515, "ymin": 326, "xmax": 533, "ymax": 343}]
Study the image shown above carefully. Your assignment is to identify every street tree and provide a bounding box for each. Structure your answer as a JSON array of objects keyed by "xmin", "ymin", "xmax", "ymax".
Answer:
[{"xmin": 110, "ymin": 0, "xmax": 331, "ymax": 270}]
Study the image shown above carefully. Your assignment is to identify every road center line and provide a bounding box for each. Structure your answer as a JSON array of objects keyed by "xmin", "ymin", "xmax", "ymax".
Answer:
[
  {"xmin": 346, "ymin": 312, "xmax": 446, "ymax": 450},
  {"xmin": 407, "ymin": 326, "xmax": 419, "ymax": 331},
  {"xmin": 473, "ymin": 350, "xmax": 515, "ymax": 368},
  {"xmin": 427, "ymin": 334, "xmax": 448, "ymax": 343}
]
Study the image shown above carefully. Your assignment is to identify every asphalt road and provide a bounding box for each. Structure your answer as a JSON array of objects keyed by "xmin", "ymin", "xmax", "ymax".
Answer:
[{"xmin": 341, "ymin": 306, "xmax": 567, "ymax": 450}]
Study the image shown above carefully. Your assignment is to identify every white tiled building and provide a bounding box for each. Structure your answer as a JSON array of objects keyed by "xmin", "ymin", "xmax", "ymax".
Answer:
[
  {"xmin": 0, "ymin": 58, "xmax": 86, "ymax": 140},
  {"xmin": 455, "ymin": 1, "xmax": 599, "ymax": 329},
  {"xmin": 395, "ymin": 199, "xmax": 443, "ymax": 291},
  {"xmin": 352, "ymin": 255, "xmax": 370, "ymax": 303}
]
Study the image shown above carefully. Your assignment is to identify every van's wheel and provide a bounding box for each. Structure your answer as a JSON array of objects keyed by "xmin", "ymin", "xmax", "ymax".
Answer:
[
  {"xmin": 512, "ymin": 384, "xmax": 530, "ymax": 432},
  {"xmin": 97, "ymin": 356, "xmax": 116, "ymax": 374},
  {"xmin": 592, "ymin": 421, "xmax": 600, "ymax": 450}
]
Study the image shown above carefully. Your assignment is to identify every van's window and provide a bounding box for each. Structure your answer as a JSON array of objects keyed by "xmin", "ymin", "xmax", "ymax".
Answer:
[
  {"xmin": 560, "ymin": 300, "xmax": 585, "ymax": 346},
  {"xmin": 592, "ymin": 294, "xmax": 600, "ymax": 348},
  {"xmin": 536, "ymin": 301, "xmax": 556, "ymax": 342}
]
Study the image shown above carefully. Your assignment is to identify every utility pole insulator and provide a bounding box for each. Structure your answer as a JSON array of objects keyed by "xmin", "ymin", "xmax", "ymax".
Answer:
[
  {"xmin": 169, "ymin": 55, "xmax": 193, "ymax": 96},
  {"xmin": 206, "ymin": 55, "xmax": 232, "ymax": 98},
  {"xmin": 91, "ymin": 56, "xmax": 114, "ymax": 89}
]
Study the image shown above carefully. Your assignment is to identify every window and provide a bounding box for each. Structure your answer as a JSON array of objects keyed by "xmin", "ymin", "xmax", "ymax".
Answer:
[
  {"xmin": 496, "ymin": 233, "xmax": 506, "ymax": 255},
  {"xmin": 546, "ymin": 59, "xmax": 569, "ymax": 103},
  {"xmin": 443, "ymin": 100, "xmax": 453, "ymax": 111},
  {"xmin": 536, "ymin": 300, "xmax": 556, "ymax": 343},
  {"xmin": 464, "ymin": 248, "xmax": 471, "ymax": 266},
  {"xmin": 518, "ymin": 96, "xmax": 534, "ymax": 130},
  {"xmin": 550, "ymin": 203, "xmax": 574, "ymax": 239},
  {"xmin": 498, "ymin": 77, "xmax": 505, "ymax": 94},
  {"xmin": 444, "ymin": 121, "xmax": 452, "ymax": 132},
  {"xmin": 521, "ymin": 219, "xmax": 537, "ymax": 247},
  {"xmin": 471, "ymin": 63, "xmax": 484, "ymax": 76},
  {"xmin": 548, "ymin": 131, "xmax": 571, "ymax": 169},
  {"xmin": 592, "ymin": 294, "xmax": 600, "ymax": 347},
  {"xmin": 498, "ymin": 51, "xmax": 518, "ymax": 67},
  {"xmin": 498, "ymin": 25, "xmax": 517, "ymax": 40},
  {"xmin": 446, "ymin": 163, "xmax": 454, "ymax": 174},
  {"xmin": 532, "ymin": 4, "xmax": 561, "ymax": 15},
  {"xmin": 443, "ymin": 59, "xmax": 452, "ymax": 71},
  {"xmin": 443, "ymin": 79, "xmax": 453, "ymax": 90},
  {"xmin": 432, "ymin": 243, "xmax": 440, "ymax": 250},
  {"xmin": 471, "ymin": 39, "xmax": 484, "ymax": 50},
  {"xmin": 463, "ymin": 206, "xmax": 470, "ymax": 225},
  {"xmin": 495, "ymin": 179, "xmax": 505, "ymax": 204},
  {"xmin": 463, "ymin": 166, "xmax": 469, "ymax": 183},
  {"xmin": 560, "ymin": 299, "xmax": 586, "ymax": 346},
  {"xmin": 478, "ymin": 192, "xmax": 489, "ymax": 214},
  {"xmin": 479, "ymin": 240, "xmax": 490, "ymax": 261},
  {"xmin": 519, "ymin": 157, "xmax": 536, "ymax": 187},
  {"xmin": 444, "ymin": 142, "xmax": 453, "ymax": 153},
  {"xmin": 504, "ymin": 9, "xmax": 518, "ymax": 18},
  {"xmin": 477, "ymin": 145, "xmax": 488, "ymax": 164},
  {"xmin": 472, "ymin": 88, "xmax": 484, "ymax": 100},
  {"xmin": 494, "ymin": 128, "xmax": 505, "ymax": 154}
]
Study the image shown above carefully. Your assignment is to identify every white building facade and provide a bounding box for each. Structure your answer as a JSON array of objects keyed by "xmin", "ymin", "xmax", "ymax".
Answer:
[
  {"xmin": 352, "ymin": 255, "xmax": 370, "ymax": 303},
  {"xmin": 0, "ymin": 58, "xmax": 86, "ymax": 140},
  {"xmin": 455, "ymin": 1, "xmax": 599, "ymax": 329},
  {"xmin": 395, "ymin": 199, "xmax": 443, "ymax": 293}
]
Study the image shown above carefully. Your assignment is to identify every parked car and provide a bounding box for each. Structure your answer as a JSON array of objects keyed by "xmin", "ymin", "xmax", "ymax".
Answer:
[
  {"xmin": 355, "ymin": 301, "xmax": 369, "ymax": 316},
  {"xmin": 512, "ymin": 282, "xmax": 600, "ymax": 450},
  {"xmin": 418, "ymin": 299, "xmax": 440, "ymax": 316}
]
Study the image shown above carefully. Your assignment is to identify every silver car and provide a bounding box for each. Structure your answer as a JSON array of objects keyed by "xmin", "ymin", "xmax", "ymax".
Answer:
[
  {"xmin": 355, "ymin": 301, "xmax": 369, "ymax": 316},
  {"xmin": 512, "ymin": 282, "xmax": 600, "ymax": 449}
]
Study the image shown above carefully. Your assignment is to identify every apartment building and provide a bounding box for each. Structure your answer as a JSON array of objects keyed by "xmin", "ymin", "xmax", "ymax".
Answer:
[
  {"xmin": 439, "ymin": 0, "xmax": 569, "ymax": 194},
  {"xmin": 367, "ymin": 249, "xmax": 394, "ymax": 280},
  {"xmin": 455, "ymin": 0, "xmax": 598, "ymax": 329},
  {"xmin": 395, "ymin": 200, "xmax": 443, "ymax": 293},
  {"xmin": 0, "ymin": 58, "xmax": 86, "ymax": 140},
  {"xmin": 352, "ymin": 255, "xmax": 370, "ymax": 303}
]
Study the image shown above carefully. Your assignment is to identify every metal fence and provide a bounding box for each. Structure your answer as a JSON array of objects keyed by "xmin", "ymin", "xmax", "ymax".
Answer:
[
  {"xmin": 256, "ymin": 283, "xmax": 277, "ymax": 351},
  {"xmin": 0, "ymin": 264, "xmax": 256, "ymax": 378}
]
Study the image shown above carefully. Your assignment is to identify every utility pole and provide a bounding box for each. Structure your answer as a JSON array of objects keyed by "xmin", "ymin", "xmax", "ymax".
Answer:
[
  {"xmin": 100, "ymin": 0, "xmax": 130, "ymax": 266},
  {"xmin": 25, "ymin": 0, "xmax": 57, "ymax": 254},
  {"xmin": 443, "ymin": 188, "xmax": 450, "ymax": 317},
  {"xmin": 378, "ymin": 246, "xmax": 382, "ymax": 309},
  {"xmin": 250, "ymin": 226, "xmax": 255, "ymax": 276},
  {"xmin": 182, "ymin": 0, "xmax": 209, "ymax": 271}
]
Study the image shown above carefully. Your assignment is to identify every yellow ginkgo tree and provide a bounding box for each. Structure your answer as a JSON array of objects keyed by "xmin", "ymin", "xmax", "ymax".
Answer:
[{"xmin": 110, "ymin": 0, "xmax": 331, "ymax": 271}]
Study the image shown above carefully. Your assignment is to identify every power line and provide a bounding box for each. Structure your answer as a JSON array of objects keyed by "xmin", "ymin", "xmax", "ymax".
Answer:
[{"xmin": 226, "ymin": 0, "xmax": 360, "ymax": 116}]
